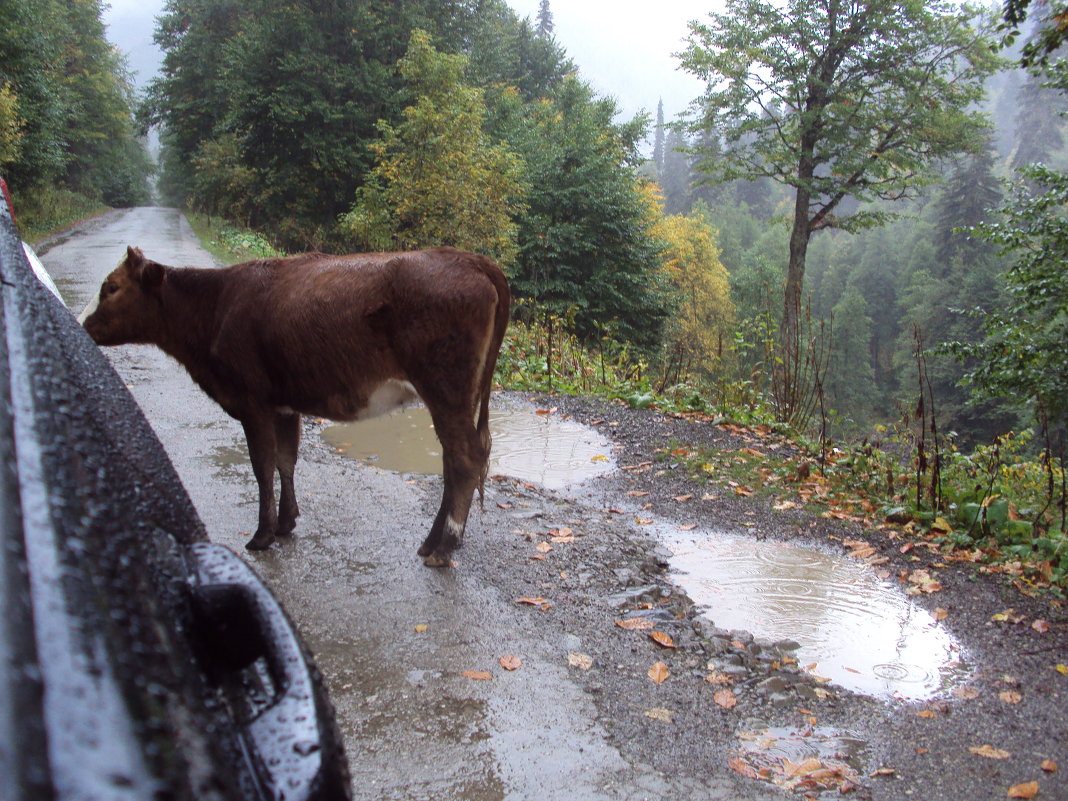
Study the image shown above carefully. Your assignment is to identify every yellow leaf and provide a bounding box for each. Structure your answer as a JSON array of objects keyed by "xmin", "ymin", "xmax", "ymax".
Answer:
[
  {"xmin": 414, "ymin": 623, "xmax": 428, "ymax": 633},
  {"xmin": 648, "ymin": 661, "xmax": 670, "ymax": 684},
  {"xmin": 1056, "ymin": 664, "xmax": 1068, "ymax": 675}
]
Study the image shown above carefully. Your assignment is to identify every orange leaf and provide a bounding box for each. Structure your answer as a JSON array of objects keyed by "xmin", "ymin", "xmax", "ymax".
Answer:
[
  {"xmin": 713, "ymin": 688, "xmax": 737, "ymax": 709},
  {"xmin": 679, "ymin": 523, "xmax": 698, "ymax": 531},
  {"xmin": 616, "ymin": 617, "xmax": 656, "ymax": 631},
  {"xmin": 1032, "ymin": 619, "xmax": 1050, "ymax": 634},
  {"xmin": 933, "ymin": 607, "xmax": 949, "ymax": 621},
  {"xmin": 673, "ymin": 494, "xmax": 693, "ymax": 502},
  {"xmin": 627, "ymin": 490, "xmax": 650, "ymax": 497},
  {"xmin": 414, "ymin": 623, "xmax": 428, "ymax": 633},
  {"xmin": 461, "ymin": 670, "xmax": 492, "ymax": 680},
  {"xmin": 916, "ymin": 709, "xmax": 938, "ymax": 719},
  {"xmin": 649, "ymin": 631, "xmax": 677, "ymax": 649},
  {"xmin": 535, "ymin": 541, "xmax": 553, "ymax": 553},
  {"xmin": 499, "ymin": 655, "xmax": 522, "ymax": 671},
  {"xmin": 1041, "ymin": 760, "xmax": 1057, "ymax": 773},
  {"xmin": 999, "ymin": 690, "xmax": 1023, "ymax": 705},
  {"xmin": 970, "ymin": 745, "xmax": 1011, "ymax": 759},
  {"xmin": 648, "ymin": 661, "xmax": 670, "ymax": 684},
  {"xmin": 728, "ymin": 757, "xmax": 760, "ymax": 780},
  {"xmin": 1007, "ymin": 781, "xmax": 1040, "ymax": 799}
]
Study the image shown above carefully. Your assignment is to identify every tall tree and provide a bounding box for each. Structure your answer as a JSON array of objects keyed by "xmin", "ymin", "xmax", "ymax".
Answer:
[
  {"xmin": 507, "ymin": 77, "xmax": 672, "ymax": 350},
  {"xmin": 679, "ymin": 0, "xmax": 1000, "ymax": 419},
  {"xmin": 341, "ymin": 30, "xmax": 525, "ymax": 264},
  {"xmin": 653, "ymin": 99, "xmax": 666, "ymax": 178},
  {"xmin": 536, "ymin": 0, "xmax": 555, "ymax": 38}
]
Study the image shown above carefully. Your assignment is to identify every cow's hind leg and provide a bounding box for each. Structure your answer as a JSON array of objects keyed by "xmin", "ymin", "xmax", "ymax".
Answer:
[
  {"xmin": 419, "ymin": 412, "xmax": 487, "ymax": 568},
  {"xmin": 275, "ymin": 411, "xmax": 301, "ymax": 536},
  {"xmin": 241, "ymin": 414, "xmax": 279, "ymax": 551}
]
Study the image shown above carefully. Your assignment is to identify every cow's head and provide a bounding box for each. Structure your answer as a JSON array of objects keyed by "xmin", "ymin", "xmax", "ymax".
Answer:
[{"xmin": 82, "ymin": 246, "xmax": 166, "ymax": 346}]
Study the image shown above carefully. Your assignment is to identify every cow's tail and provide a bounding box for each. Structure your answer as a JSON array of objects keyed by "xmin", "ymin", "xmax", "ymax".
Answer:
[{"xmin": 475, "ymin": 256, "xmax": 511, "ymax": 506}]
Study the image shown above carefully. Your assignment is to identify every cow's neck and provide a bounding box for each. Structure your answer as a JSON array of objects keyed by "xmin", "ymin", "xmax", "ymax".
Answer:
[{"xmin": 155, "ymin": 267, "xmax": 226, "ymax": 370}]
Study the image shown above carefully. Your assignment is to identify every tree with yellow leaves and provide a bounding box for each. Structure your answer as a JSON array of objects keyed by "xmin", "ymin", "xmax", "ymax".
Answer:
[
  {"xmin": 342, "ymin": 29, "xmax": 525, "ymax": 265},
  {"xmin": 650, "ymin": 197, "xmax": 736, "ymax": 387}
]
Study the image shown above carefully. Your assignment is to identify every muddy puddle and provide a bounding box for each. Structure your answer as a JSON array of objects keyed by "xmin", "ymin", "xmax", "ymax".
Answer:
[
  {"xmin": 664, "ymin": 528, "xmax": 969, "ymax": 700},
  {"xmin": 321, "ymin": 406, "xmax": 613, "ymax": 490}
]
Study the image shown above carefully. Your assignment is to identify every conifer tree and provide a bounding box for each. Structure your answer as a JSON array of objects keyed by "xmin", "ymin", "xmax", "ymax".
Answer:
[{"xmin": 536, "ymin": 0, "xmax": 555, "ymax": 38}]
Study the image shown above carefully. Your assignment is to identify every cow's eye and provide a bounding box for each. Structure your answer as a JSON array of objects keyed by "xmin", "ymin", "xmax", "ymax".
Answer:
[{"xmin": 103, "ymin": 281, "xmax": 118, "ymax": 297}]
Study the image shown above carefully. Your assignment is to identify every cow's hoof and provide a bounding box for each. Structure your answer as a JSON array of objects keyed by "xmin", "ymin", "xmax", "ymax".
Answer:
[
  {"xmin": 245, "ymin": 530, "xmax": 276, "ymax": 551},
  {"xmin": 422, "ymin": 552, "xmax": 456, "ymax": 568}
]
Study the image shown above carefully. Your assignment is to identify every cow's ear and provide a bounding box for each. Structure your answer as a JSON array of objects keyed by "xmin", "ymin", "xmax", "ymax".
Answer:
[
  {"xmin": 141, "ymin": 260, "xmax": 165, "ymax": 291},
  {"xmin": 125, "ymin": 246, "xmax": 144, "ymax": 270}
]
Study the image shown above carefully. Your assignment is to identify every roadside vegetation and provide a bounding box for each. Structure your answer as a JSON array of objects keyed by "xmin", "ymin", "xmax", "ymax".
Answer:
[{"xmin": 3, "ymin": 1, "xmax": 1065, "ymax": 588}]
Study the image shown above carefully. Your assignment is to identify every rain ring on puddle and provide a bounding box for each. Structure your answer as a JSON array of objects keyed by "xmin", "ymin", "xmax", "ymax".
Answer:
[
  {"xmin": 320, "ymin": 406, "xmax": 970, "ymax": 701},
  {"xmin": 663, "ymin": 528, "xmax": 970, "ymax": 700}
]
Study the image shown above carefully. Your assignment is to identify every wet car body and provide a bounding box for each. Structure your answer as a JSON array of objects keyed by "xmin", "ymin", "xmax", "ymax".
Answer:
[{"xmin": 0, "ymin": 204, "xmax": 350, "ymax": 800}]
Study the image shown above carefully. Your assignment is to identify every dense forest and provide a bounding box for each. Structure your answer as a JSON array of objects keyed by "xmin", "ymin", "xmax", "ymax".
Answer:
[{"xmin": 1, "ymin": 0, "xmax": 1065, "ymax": 455}]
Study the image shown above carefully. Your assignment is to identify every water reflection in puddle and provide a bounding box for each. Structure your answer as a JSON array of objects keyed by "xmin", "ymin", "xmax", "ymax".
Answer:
[
  {"xmin": 321, "ymin": 407, "xmax": 613, "ymax": 490},
  {"xmin": 732, "ymin": 724, "xmax": 866, "ymax": 794},
  {"xmin": 665, "ymin": 529, "xmax": 969, "ymax": 699}
]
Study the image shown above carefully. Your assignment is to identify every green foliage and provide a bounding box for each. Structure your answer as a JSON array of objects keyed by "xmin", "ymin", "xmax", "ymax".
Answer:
[
  {"xmin": 950, "ymin": 165, "xmax": 1068, "ymax": 432},
  {"xmin": 9, "ymin": 186, "xmax": 107, "ymax": 243},
  {"xmin": 503, "ymin": 77, "xmax": 673, "ymax": 352},
  {"xmin": 341, "ymin": 30, "xmax": 525, "ymax": 264},
  {"xmin": 0, "ymin": 0, "xmax": 150, "ymax": 203}
]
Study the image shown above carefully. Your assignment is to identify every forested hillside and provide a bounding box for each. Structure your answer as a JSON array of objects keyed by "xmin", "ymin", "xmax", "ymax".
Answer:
[
  {"xmin": 0, "ymin": 0, "xmax": 152, "ymax": 217},
  {"xmin": 3, "ymin": 0, "xmax": 1066, "ymax": 462}
]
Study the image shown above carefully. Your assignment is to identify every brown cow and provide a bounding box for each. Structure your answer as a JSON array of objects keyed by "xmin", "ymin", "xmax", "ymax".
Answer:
[{"xmin": 83, "ymin": 245, "xmax": 510, "ymax": 567}]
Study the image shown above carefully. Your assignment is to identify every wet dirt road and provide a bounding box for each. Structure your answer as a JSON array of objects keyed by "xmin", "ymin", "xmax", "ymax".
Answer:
[
  {"xmin": 39, "ymin": 208, "xmax": 766, "ymax": 801},
  {"xmin": 40, "ymin": 208, "xmax": 1067, "ymax": 801}
]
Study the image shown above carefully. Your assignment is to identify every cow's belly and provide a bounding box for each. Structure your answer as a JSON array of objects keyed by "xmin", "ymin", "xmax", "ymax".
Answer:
[{"xmin": 280, "ymin": 378, "xmax": 420, "ymax": 421}]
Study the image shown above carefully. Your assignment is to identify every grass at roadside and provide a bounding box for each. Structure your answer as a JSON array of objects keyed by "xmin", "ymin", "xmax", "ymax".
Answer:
[
  {"xmin": 185, "ymin": 213, "xmax": 283, "ymax": 265},
  {"xmin": 12, "ymin": 187, "xmax": 108, "ymax": 244}
]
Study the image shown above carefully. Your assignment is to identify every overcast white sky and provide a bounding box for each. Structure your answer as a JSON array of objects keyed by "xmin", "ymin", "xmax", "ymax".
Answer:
[{"xmin": 103, "ymin": 0, "xmax": 718, "ymax": 126}]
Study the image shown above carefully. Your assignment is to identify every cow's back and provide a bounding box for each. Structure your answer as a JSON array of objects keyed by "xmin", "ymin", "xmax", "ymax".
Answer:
[{"xmin": 209, "ymin": 248, "xmax": 504, "ymax": 420}]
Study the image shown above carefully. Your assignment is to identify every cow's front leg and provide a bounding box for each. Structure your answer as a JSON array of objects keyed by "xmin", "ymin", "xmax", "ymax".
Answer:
[
  {"xmin": 241, "ymin": 415, "xmax": 279, "ymax": 550},
  {"xmin": 275, "ymin": 411, "xmax": 301, "ymax": 537}
]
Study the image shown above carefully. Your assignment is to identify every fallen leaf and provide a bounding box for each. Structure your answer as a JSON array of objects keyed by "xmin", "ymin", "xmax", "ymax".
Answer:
[
  {"xmin": 627, "ymin": 490, "xmax": 650, "ymax": 497},
  {"xmin": 733, "ymin": 485, "xmax": 754, "ymax": 496},
  {"xmin": 713, "ymin": 688, "xmax": 737, "ymax": 709},
  {"xmin": 1032, "ymin": 619, "xmax": 1050, "ymax": 634},
  {"xmin": 970, "ymin": 745, "xmax": 1012, "ymax": 760},
  {"xmin": 649, "ymin": 631, "xmax": 677, "ymax": 649},
  {"xmin": 774, "ymin": 500, "xmax": 799, "ymax": 511},
  {"xmin": 992, "ymin": 608, "xmax": 1027, "ymax": 624},
  {"xmin": 591, "ymin": 454, "xmax": 608, "ymax": 462},
  {"xmin": 567, "ymin": 653, "xmax": 593, "ymax": 671},
  {"xmin": 549, "ymin": 526, "xmax": 573, "ymax": 537},
  {"xmin": 648, "ymin": 661, "xmax": 670, "ymax": 684},
  {"xmin": 1041, "ymin": 760, "xmax": 1057, "ymax": 773},
  {"xmin": 644, "ymin": 707, "xmax": 673, "ymax": 722},
  {"xmin": 461, "ymin": 670, "xmax": 492, "ymax": 681},
  {"xmin": 1056, "ymin": 664, "xmax": 1068, "ymax": 675},
  {"xmin": 535, "ymin": 541, "xmax": 553, "ymax": 553},
  {"xmin": 679, "ymin": 523, "xmax": 698, "ymax": 531},
  {"xmin": 933, "ymin": 607, "xmax": 949, "ymax": 621},
  {"xmin": 414, "ymin": 623, "xmax": 428, "ymax": 633},
  {"xmin": 496, "ymin": 501, "xmax": 513, "ymax": 510},
  {"xmin": 871, "ymin": 768, "xmax": 896, "ymax": 777},
  {"xmin": 906, "ymin": 569, "xmax": 942, "ymax": 594},
  {"xmin": 514, "ymin": 596, "xmax": 548, "ymax": 606},
  {"xmin": 953, "ymin": 686, "xmax": 981, "ymax": 700},
  {"xmin": 728, "ymin": 756, "xmax": 761, "ymax": 780},
  {"xmin": 499, "ymin": 655, "xmax": 522, "ymax": 671},
  {"xmin": 916, "ymin": 709, "xmax": 938, "ymax": 719},
  {"xmin": 616, "ymin": 617, "xmax": 656, "ymax": 631},
  {"xmin": 705, "ymin": 671, "xmax": 733, "ymax": 685},
  {"xmin": 999, "ymin": 690, "xmax": 1023, "ymax": 705},
  {"xmin": 1007, "ymin": 781, "xmax": 1039, "ymax": 799},
  {"xmin": 673, "ymin": 494, "xmax": 693, "ymax": 502}
]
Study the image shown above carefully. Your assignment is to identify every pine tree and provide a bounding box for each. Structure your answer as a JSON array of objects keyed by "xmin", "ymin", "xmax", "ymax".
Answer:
[
  {"xmin": 653, "ymin": 99, "xmax": 665, "ymax": 179},
  {"xmin": 536, "ymin": 0, "xmax": 554, "ymax": 38}
]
